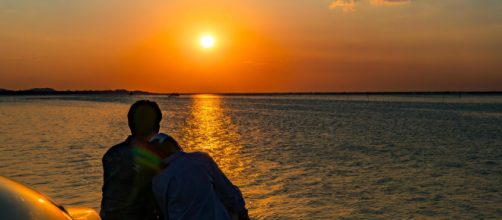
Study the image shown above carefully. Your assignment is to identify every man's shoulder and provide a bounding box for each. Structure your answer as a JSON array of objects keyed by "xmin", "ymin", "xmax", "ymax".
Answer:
[{"xmin": 103, "ymin": 139, "xmax": 132, "ymax": 161}]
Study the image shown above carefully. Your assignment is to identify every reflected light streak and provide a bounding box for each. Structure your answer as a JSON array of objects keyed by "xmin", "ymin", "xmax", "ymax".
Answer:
[{"xmin": 181, "ymin": 94, "xmax": 245, "ymax": 179}]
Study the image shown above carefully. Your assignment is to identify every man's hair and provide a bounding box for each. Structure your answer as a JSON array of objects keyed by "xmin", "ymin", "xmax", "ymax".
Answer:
[{"xmin": 128, "ymin": 100, "xmax": 162, "ymax": 136}]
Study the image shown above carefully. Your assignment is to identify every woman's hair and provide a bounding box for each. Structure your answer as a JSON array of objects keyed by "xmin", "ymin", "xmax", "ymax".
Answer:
[{"xmin": 163, "ymin": 134, "xmax": 183, "ymax": 151}]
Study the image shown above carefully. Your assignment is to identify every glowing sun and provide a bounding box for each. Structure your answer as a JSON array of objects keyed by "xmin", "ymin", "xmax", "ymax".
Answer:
[{"xmin": 200, "ymin": 35, "xmax": 215, "ymax": 48}]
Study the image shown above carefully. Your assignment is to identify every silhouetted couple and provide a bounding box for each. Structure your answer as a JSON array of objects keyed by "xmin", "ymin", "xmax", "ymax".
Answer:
[{"xmin": 100, "ymin": 100, "xmax": 249, "ymax": 220}]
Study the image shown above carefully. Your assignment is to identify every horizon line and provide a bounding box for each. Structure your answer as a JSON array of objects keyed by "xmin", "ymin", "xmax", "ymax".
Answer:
[{"xmin": 1, "ymin": 87, "xmax": 502, "ymax": 95}]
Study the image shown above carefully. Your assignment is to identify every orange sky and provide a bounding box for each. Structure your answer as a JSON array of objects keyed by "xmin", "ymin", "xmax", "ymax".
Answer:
[{"xmin": 1, "ymin": 0, "xmax": 501, "ymax": 92}]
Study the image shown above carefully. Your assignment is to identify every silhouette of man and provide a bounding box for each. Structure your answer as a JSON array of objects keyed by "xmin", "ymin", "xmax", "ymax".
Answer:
[
  {"xmin": 151, "ymin": 134, "xmax": 250, "ymax": 220},
  {"xmin": 100, "ymin": 100, "xmax": 167, "ymax": 220}
]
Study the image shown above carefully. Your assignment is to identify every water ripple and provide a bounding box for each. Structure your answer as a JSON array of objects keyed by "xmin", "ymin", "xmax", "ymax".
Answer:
[{"xmin": 1, "ymin": 95, "xmax": 502, "ymax": 219}]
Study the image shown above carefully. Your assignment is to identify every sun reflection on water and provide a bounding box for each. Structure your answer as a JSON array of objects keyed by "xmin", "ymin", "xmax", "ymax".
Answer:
[{"xmin": 180, "ymin": 94, "xmax": 245, "ymax": 180}]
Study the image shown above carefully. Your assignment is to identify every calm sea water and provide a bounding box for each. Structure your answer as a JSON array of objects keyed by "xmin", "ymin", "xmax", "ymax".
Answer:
[{"xmin": 1, "ymin": 94, "xmax": 502, "ymax": 219}]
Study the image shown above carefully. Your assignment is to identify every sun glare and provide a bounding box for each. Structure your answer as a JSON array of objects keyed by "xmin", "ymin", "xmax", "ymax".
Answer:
[{"xmin": 200, "ymin": 35, "xmax": 215, "ymax": 48}]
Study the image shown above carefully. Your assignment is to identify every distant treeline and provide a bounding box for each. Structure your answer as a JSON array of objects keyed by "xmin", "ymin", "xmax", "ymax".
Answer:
[
  {"xmin": 0, "ymin": 88, "xmax": 501, "ymax": 96},
  {"xmin": 219, "ymin": 91, "xmax": 502, "ymax": 96},
  {"xmin": 0, "ymin": 88, "xmax": 158, "ymax": 96}
]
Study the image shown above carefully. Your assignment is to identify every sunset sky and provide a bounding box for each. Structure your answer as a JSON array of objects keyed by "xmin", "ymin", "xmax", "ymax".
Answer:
[{"xmin": 1, "ymin": 0, "xmax": 501, "ymax": 93}]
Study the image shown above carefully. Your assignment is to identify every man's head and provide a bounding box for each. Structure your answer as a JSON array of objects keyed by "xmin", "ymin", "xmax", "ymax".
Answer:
[{"xmin": 128, "ymin": 100, "xmax": 162, "ymax": 138}]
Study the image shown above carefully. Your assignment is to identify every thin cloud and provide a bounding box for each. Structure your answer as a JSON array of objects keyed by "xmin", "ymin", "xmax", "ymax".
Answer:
[
  {"xmin": 243, "ymin": 60, "xmax": 268, "ymax": 66},
  {"xmin": 330, "ymin": 0, "xmax": 410, "ymax": 11},
  {"xmin": 370, "ymin": 0, "xmax": 410, "ymax": 6}
]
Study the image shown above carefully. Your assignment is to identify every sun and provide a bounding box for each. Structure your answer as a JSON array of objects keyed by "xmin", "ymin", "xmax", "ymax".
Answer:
[{"xmin": 200, "ymin": 35, "xmax": 215, "ymax": 48}]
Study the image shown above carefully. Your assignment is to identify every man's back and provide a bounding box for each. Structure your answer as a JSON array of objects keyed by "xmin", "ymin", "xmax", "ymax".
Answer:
[
  {"xmin": 152, "ymin": 151, "xmax": 246, "ymax": 220},
  {"xmin": 101, "ymin": 136, "xmax": 160, "ymax": 220}
]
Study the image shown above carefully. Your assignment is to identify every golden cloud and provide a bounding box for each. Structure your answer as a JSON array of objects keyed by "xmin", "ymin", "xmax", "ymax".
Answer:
[{"xmin": 329, "ymin": 0, "xmax": 358, "ymax": 12}]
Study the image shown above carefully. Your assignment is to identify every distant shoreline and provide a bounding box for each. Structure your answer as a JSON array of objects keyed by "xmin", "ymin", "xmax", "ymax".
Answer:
[
  {"xmin": 217, "ymin": 91, "xmax": 502, "ymax": 96},
  {"xmin": 1, "ymin": 88, "xmax": 502, "ymax": 96}
]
